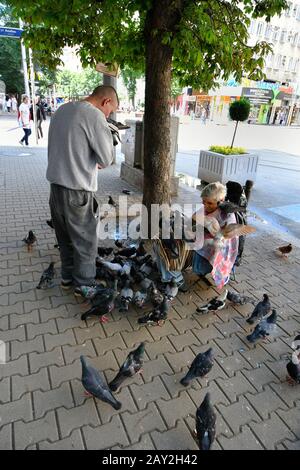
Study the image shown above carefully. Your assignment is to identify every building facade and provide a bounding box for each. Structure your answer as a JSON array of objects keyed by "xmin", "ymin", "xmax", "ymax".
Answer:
[{"xmin": 179, "ymin": 3, "xmax": 300, "ymax": 125}]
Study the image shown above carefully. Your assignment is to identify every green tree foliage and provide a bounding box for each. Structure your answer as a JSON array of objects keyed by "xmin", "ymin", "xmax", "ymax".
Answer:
[
  {"xmin": 120, "ymin": 66, "xmax": 141, "ymax": 108},
  {"xmin": 229, "ymin": 98, "xmax": 251, "ymax": 148},
  {"xmin": 0, "ymin": 3, "xmax": 24, "ymax": 95},
  {"xmin": 7, "ymin": 0, "xmax": 288, "ymax": 206}
]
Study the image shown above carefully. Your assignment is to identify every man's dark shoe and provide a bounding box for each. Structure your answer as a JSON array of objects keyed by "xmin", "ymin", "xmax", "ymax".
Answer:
[
  {"xmin": 46, "ymin": 219, "xmax": 54, "ymax": 229},
  {"xmin": 61, "ymin": 279, "xmax": 73, "ymax": 290}
]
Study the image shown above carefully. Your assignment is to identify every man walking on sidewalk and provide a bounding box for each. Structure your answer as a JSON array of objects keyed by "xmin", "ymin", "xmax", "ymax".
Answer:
[{"xmin": 46, "ymin": 85, "xmax": 118, "ymax": 292}]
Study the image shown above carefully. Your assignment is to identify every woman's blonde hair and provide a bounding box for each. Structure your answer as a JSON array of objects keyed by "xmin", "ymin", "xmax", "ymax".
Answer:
[{"xmin": 201, "ymin": 182, "xmax": 227, "ymax": 201}]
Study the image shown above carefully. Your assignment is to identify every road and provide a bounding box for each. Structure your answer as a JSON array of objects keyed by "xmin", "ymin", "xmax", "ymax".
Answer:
[{"xmin": 1, "ymin": 113, "xmax": 300, "ymax": 239}]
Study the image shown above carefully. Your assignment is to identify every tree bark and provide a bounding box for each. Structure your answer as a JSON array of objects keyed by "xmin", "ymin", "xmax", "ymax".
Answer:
[{"xmin": 142, "ymin": 0, "xmax": 184, "ymax": 215}]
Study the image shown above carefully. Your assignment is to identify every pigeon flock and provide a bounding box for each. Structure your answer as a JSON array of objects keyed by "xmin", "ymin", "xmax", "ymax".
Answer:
[{"xmin": 20, "ymin": 216, "xmax": 297, "ymax": 450}]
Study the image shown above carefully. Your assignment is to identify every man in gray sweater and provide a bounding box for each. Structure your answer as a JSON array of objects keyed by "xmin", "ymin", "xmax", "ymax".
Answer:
[{"xmin": 47, "ymin": 85, "xmax": 118, "ymax": 291}]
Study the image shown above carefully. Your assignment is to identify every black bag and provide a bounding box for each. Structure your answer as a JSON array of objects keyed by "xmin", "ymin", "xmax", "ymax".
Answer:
[{"xmin": 225, "ymin": 181, "xmax": 248, "ymax": 267}]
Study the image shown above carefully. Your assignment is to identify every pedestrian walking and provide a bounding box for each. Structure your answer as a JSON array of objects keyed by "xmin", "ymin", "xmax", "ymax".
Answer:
[
  {"xmin": 46, "ymin": 85, "xmax": 118, "ymax": 292},
  {"xmin": 11, "ymin": 96, "xmax": 18, "ymax": 113},
  {"xmin": 6, "ymin": 96, "xmax": 12, "ymax": 113},
  {"xmin": 19, "ymin": 96, "xmax": 32, "ymax": 146},
  {"xmin": 35, "ymin": 98, "xmax": 46, "ymax": 139}
]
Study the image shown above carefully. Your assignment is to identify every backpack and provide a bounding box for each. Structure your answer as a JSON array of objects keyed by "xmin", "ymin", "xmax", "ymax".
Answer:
[{"xmin": 225, "ymin": 180, "xmax": 252, "ymax": 267}]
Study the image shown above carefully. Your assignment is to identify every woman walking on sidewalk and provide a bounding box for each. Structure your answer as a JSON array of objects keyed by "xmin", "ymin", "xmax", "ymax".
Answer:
[{"xmin": 19, "ymin": 96, "xmax": 32, "ymax": 146}]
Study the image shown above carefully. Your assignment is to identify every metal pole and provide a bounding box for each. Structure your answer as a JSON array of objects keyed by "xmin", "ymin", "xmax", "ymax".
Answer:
[
  {"xmin": 28, "ymin": 47, "xmax": 39, "ymax": 144},
  {"xmin": 19, "ymin": 19, "xmax": 30, "ymax": 96},
  {"xmin": 103, "ymin": 74, "xmax": 117, "ymax": 163}
]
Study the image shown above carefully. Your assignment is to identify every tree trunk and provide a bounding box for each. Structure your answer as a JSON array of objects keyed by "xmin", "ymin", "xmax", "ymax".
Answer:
[
  {"xmin": 231, "ymin": 120, "xmax": 239, "ymax": 148},
  {"xmin": 143, "ymin": 1, "xmax": 184, "ymax": 215}
]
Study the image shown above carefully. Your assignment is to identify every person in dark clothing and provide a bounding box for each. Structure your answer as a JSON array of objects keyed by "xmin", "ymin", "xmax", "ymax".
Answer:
[
  {"xmin": 36, "ymin": 98, "xmax": 46, "ymax": 138},
  {"xmin": 30, "ymin": 98, "xmax": 47, "ymax": 139}
]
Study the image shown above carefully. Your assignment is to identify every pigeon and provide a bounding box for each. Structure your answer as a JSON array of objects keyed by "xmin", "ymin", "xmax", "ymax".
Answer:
[
  {"xmin": 80, "ymin": 355, "xmax": 121, "ymax": 410},
  {"xmin": 196, "ymin": 290, "xmax": 228, "ymax": 314},
  {"xmin": 122, "ymin": 189, "xmax": 131, "ymax": 195},
  {"xmin": 195, "ymin": 392, "xmax": 216, "ymax": 450},
  {"xmin": 118, "ymin": 279, "xmax": 133, "ymax": 312},
  {"xmin": 217, "ymin": 201, "xmax": 247, "ymax": 215},
  {"xmin": 46, "ymin": 219, "xmax": 54, "ymax": 229},
  {"xmin": 133, "ymin": 288, "xmax": 148, "ymax": 308},
  {"xmin": 97, "ymin": 246, "xmax": 114, "ymax": 257},
  {"xmin": 140, "ymin": 278, "xmax": 153, "ymax": 292},
  {"xmin": 227, "ymin": 290, "xmax": 255, "ymax": 305},
  {"xmin": 116, "ymin": 246, "xmax": 137, "ymax": 258},
  {"xmin": 107, "ymin": 117, "xmax": 130, "ymax": 130},
  {"xmin": 165, "ymin": 279, "xmax": 179, "ymax": 301},
  {"xmin": 108, "ymin": 196, "xmax": 117, "ymax": 208},
  {"xmin": 81, "ymin": 279, "xmax": 118, "ymax": 322},
  {"xmin": 36, "ymin": 262, "xmax": 56, "ymax": 289},
  {"xmin": 277, "ymin": 243, "xmax": 292, "ymax": 258},
  {"xmin": 97, "ymin": 258, "xmax": 131, "ymax": 278},
  {"xmin": 246, "ymin": 309, "xmax": 278, "ymax": 343},
  {"xmin": 109, "ymin": 343, "xmax": 145, "ymax": 392},
  {"xmin": 115, "ymin": 239, "xmax": 124, "ymax": 249},
  {"xmin": 180, "ymin": 348, "xmax": 214, "ymax": 386},
  {"xmin": 150, "ymin": 283, "xmax": 164, "ymax": 307},
  {"xmin": 246, "ymin": 294, "xmax": 271, "ymax": 324},
  {"xmin": 286, "ymin": 350, "xmax": 300, "ymax": 385},
  {"xmin": 138, "ymin": 297, "xmax": 169, "ymax": 326},
  {"xmin": 23, "ymin": 230, "xmax": 37, "ymax": 251},
  {"xmin": 291, "ymin": 334, "xmax": 300, "ymax": 351}
]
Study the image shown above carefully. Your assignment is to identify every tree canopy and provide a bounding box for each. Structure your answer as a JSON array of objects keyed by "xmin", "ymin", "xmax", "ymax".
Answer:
[
  {"xmin": 6, "ymin": 0, "xmax": 288, "ymax": 208},
  {"xmin": 37, "ymin": 67, "xmax": 103, "ymax": 98},
  {"xmin": 0, "ymin": 3, "xmax": 24, "ymax": 95},
  {"xmin": 7, "ymin": 0, "xmax": 287, "ymax": 90}
]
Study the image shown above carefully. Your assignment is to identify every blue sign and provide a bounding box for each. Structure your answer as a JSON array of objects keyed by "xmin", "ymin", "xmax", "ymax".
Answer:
[{"xmin": 0, "ymin": 27, "xmax": 23, "ymax": 38}]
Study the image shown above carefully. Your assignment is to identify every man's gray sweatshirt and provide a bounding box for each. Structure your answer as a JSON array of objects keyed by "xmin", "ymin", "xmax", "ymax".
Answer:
[{"xmin": 46, "ymin": 101, "xmax": 114, "ymax": 192}]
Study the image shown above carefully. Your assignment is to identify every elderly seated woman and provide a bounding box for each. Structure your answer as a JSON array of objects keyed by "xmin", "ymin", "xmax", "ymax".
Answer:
[{"xmin": 153, "ymin": 182, "xmax": 241, "ymax": 294}]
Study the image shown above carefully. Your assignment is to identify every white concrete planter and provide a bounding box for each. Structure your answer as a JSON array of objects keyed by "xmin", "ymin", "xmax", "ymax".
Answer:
[{"xmin": 198, "ymin": 150, "xmax": 259, "ymax": 186}]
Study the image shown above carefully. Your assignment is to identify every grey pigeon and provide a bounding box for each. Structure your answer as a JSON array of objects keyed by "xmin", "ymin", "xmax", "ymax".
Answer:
[
  {"xmin": 81, "ymin": 279, "xmax": 118, "ymax": 322},
  {"xmin": 195, "ymin": 392, "xmax": 216, "ymax": 450},
  {"xmin": 109, "ymin": 343, "xmax": 145, "ymax": 392},
  {"xmin": 118, "ymin": 279, "xmax": 133, "ymax": 312},
  {"xmin": 133, "ymin": 288, "xmax": 148, "ymax": 308},
  {"xmin": 246, "ymin": 309, "xmax": 277, "ymax": 343},
  {"xmin": 138, "ymin": 297, "xmax": 169, "ymax": 326},
  {"xmin": 180, "ymin": 348, "xmax": 214, "ymax": 386},
  {"xmin": 165, "ymin": 279, "xmax": 178, "ymax": 301},
  {"xmin": 150, "ymin": 283, "xmax": 164, "ymax": 307},
  {"xmin": 227, "ymin": 290, "xmax": 255, "ymax": 305},
  {"xmin": 246, "ymin": 293, "xmax": 271, "ymax": 324},
  {"xmin": 140, "ymin": 277, "xmax": 153, "ymax": 291},
  {"xmin": 217, "ymin": 201, "xmax": 247, "ymax": 215},
  {"xmin": 36, "ymin": 262, "xmax": 56, "ymax": 289},
  {"xmin": 80, "ymin": 355, "xmax": 121, "ymax": 410}
]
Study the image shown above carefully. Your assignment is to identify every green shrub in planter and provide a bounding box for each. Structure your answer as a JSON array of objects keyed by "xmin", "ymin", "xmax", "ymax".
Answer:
[
  {"xmin": 229, "ymin": 98, "xmax": 250, "ymax": 148},
  {"xmin": 209, "ymin": 145, "xmax": 247, "ymax": 155}
]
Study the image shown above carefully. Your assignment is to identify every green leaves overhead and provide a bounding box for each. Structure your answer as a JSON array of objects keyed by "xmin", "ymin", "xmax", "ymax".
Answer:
[{"xmin": 7, "ymin": 0, "xmax": 287, "ymax": 90}]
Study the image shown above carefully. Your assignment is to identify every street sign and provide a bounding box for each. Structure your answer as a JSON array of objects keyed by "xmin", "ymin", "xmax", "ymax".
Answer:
[{"xmin": 0, "ymin": 26, "xmax": 23, "ymax": 38}]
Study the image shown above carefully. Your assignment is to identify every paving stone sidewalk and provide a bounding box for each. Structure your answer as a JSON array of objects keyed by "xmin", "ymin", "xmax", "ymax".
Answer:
[{"xmin": 0, "ymin": 147, "xmax": 300, "ymax": 450}]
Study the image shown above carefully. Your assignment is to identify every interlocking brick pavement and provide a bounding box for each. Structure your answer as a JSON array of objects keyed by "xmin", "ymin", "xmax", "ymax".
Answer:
[{"xmin": 1, "ymin": 146, "xmax": 300, "ymax": 450}]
